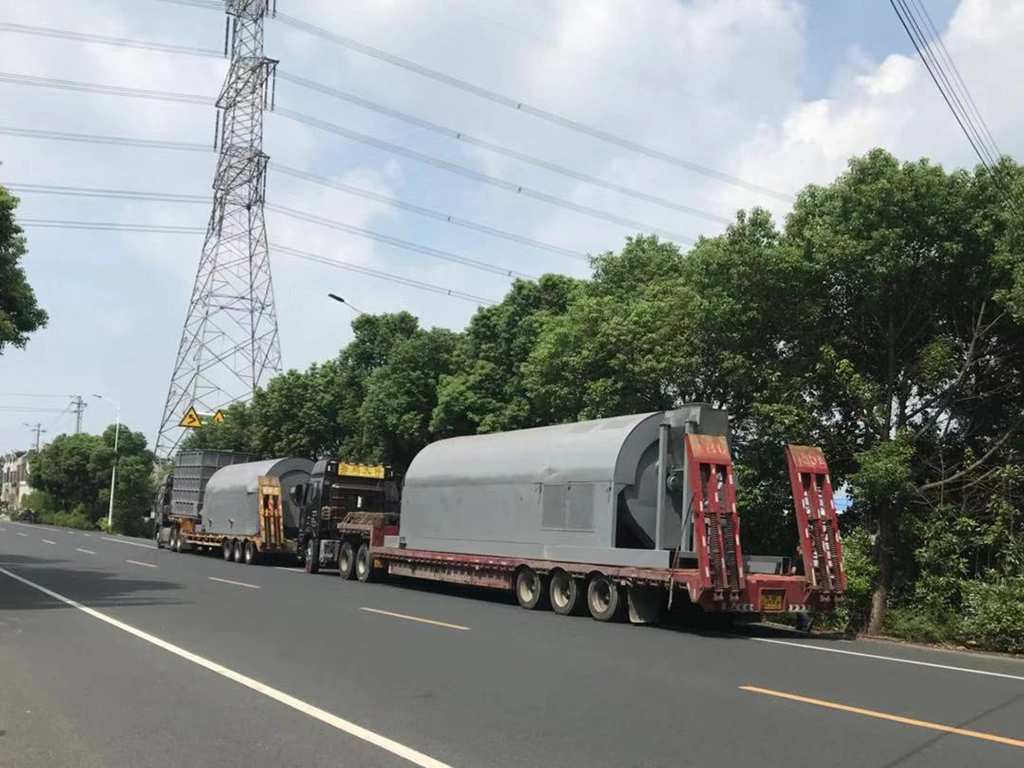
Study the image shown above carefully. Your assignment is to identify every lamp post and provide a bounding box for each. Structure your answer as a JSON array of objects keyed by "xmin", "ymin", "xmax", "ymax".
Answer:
[
  {"xmin": 327, "ymin": 293, "xmax": 364, "ymax": 315},
  {"xmin": 93, "ymin": 394, "xmax": 121, "ymax": 532}
]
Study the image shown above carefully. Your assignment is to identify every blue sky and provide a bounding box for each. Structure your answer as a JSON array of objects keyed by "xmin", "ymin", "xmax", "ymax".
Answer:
[{"xmin": 1, "ymin": 0, "xmax": 1016, "ymax": 455}]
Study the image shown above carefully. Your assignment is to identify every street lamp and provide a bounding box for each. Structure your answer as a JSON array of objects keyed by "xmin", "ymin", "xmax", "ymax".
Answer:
[
  {"xmin": 93, "ymin": 394, "xmax": 121, "ymax": 532},
  {"xmin": 327, "ymin": 293, "xmax": 364, "ymax": 315}
]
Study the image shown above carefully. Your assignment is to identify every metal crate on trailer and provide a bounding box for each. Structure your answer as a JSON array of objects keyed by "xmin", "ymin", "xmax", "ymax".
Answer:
[{"xmin": 171, "ymin": 450, "xmax": 258, "ymax": 518}]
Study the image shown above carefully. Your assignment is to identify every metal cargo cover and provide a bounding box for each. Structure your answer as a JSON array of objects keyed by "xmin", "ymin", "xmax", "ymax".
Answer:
[
  {"xmin": 400, "ymin": 405, "xmax": 729, "ymax": 568},
  {"xmin": 201, "ymin": 457, "xmax": 313, "ymax": 537}
]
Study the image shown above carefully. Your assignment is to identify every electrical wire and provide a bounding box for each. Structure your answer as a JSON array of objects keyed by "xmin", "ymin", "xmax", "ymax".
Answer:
[
  {"xmin": 272, "ymin": 11, "xmax": 793, "ymax": 202},
  {"xmin": 0, "ymin": 72, "xmax": 213, "ymax": 105},
  {"xmin": 15, "ymin": 219, "xmax": 498, "ymax": 306},
  {"xmin": 0, "ymin": 21, "xmax": 222, "ymax": 57},
  {"xmin": 276, "ymin": 71, "xmax": 731, "ymax": 225},
  {"xmin": 271, "ymin": 243, "xmax": 497, "ymax": 305},
  {"xmin": 8, "ymin": 183, "xmax": 553, "ymax": 277},
  {"xmin": 268, "ymin": 165, "xmax": 588, "ymax": 260},
  {"xmin": 0, "ymin": 21, "xmax": 731, "ymax": 225},
  {"xmin": 274, "ymin": 106, "xmax": 695, "ymax": 243},
  {"xmin": 0, "ymin": 125, "xmax": 210, "ymax": 152},
  {"xmin": 889, "ymin": 0, "xmax": 1020, "ymax": 216},
  {"xmin": 908, "ymin": 0, "xmax": 1002, "ymax": 160},
  {"xmin": 0, "ymin": 406, "xmax": 69, "ymax": 413},
  {"xmin": 153, "ymin": 0, "xmax": 793, "ymax": 201},
  {"xmin": 0, "ymin": 393, "xmax": 76, "ymax": 398},
  {"xmin": 0, "ymin": 72, "xmax": 695, "ymax": 242},
  {"xmin": 4, "ymin": 175, "xmax": 589, "ymax": 261}
]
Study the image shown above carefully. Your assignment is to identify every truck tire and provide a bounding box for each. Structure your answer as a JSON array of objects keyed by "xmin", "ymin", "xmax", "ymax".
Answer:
[
  {"xmin": 174, "ymin": 528, "xmax": 184, "ymax": 553},
  {"xmin": 304, "ymin": 539, "xmax": 320, "ymax": 574},
  {"xmin": 587, "ymin": 575, "xmax": 625, "ymax": 622},
  {"xmin": 515, "ymin": 567, "xmax": 549, "ymax": 610},
  {"xmin": 355, "ymin": 543, "xmax": 379, "ymax": 583},
  {"xmin": 232, "ymin": 540, "xmax": 244, "ymax": 563},
  {"xmin": 338, "ymin": 541, "xmax": 356, "ymax": 580},
  {"xmin": 243, "ymin": 540, "xmax": 258, "ymax": 565},
  {"xmin": 549, "ymin": 570, "xmax": 585, "ymax": 616},
  {"xmin": 222, "ymin": 540, "xmax": 233, "ymax": 561}
]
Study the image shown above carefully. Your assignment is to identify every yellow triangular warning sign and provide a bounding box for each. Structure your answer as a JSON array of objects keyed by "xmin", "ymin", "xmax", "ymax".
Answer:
[
  {"xmin": 179, "ymin": 406, "xmax": 204, "ymax": 429},
  {"xmin": 213, "ymin": 410, "xmax": 226, "ymax": 424}
]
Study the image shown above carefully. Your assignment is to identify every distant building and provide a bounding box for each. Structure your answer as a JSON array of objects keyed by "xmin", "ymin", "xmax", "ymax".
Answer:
[{"xmin": 1, "ymin": 451, "xmax": 34, "ymax": 510}]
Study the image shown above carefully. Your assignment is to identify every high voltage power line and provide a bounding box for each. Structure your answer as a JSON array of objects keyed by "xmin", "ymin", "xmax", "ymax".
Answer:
[
  {"xmin": 0, "ymin": 22, "xmax": 731, "ymax": 225},
  {"xmin": 8, "ymin": 183, "xmax": 551, "ymax": 277},
  {"xmin": 153, "ymin": 0, "xmax": 791, "ymax": 201},
  {"xmin": 888, "ymin": 0, "xmax": 1019, "ymax": 217},
  {"xmin": 4, "ymin": 175, "xmax": 588, "ymax": 261},
  {"xmin": 0, "ymin": 72, "xmax": 695, "ymax": 243},
  {"xmin": 16, "ymin": 219, "xmax": 498, "ymax": 306}
]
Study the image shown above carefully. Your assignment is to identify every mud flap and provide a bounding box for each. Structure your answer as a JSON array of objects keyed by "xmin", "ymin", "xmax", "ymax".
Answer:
[{"xmin": 628, "ymin": 585, "xmax": 664, "ymax": 625}]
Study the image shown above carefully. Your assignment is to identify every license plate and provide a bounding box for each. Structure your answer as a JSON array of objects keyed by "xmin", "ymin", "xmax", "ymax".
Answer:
[{"xmin": 761, "ymin": 591, "xmax": 785, "ymax": 612}]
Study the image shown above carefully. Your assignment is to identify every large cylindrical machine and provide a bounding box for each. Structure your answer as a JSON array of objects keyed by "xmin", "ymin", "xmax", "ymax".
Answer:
[
  {"xmin": 200, "ymin": 458, "xmax": 313, "ymax": 537},
  {"xmin": 399, "ymin": 404, "xmax": 729, "ymax": 568}
]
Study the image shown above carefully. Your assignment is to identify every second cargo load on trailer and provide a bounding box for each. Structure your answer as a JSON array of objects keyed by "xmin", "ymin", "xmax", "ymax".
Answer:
[
  {"xmin": 296, "ymin": 403, "xmax": 846, "ymax": 626},
  {"xmin": 155, "ymin": 452, "xmax": 313, "ymax": 564}
]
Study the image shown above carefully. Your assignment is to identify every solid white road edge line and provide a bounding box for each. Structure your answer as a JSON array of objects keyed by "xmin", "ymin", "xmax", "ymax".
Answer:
[
  {"xmin": 753, "ymin": 637, "xmax": 1024, "ymax": 683},
  {"xmin": 0, "ymin": 566, "xmax": 456, "ymax": 768},
  {"xmin": 102, "ymin": 536, "xmax": 157, "ymax": 549}
]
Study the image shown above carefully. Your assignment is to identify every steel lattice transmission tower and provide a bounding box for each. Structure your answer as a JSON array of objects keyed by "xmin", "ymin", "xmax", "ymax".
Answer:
[{"xmin": 156, "ymin": 0, "xmax": 281, "ymax": 458}]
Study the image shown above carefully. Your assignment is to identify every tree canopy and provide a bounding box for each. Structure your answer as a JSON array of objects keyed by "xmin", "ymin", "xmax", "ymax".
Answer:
[
  {"xmin": 0, "ymin": 186, "xmax": 48, "ymax": 354},
  {"xmin": 28, "ymin": 425, "xmax": 155, "ymax": 535}
]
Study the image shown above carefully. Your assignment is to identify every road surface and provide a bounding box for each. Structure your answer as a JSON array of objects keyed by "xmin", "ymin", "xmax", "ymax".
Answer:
[{"xmin": 2, "ymin": 521, "xmax": 1022, "ymax": 768}]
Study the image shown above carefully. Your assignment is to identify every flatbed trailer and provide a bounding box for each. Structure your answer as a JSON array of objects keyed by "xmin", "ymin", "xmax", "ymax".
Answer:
[
  {"xmin": 308, "ymin": 440, "xmax": 846, "ymax": 625},
  {"xmin": 160, "ymin": 475, "xmax": 298, "ymax": 564}
]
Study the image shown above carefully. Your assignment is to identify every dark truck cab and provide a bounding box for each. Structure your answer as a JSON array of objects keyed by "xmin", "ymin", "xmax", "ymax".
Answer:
[{"xmin": 290, "ymin": 460, "xmax": 401, "ymax": 573}]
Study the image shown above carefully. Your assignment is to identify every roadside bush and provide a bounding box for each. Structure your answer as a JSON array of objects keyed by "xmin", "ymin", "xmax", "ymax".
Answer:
[
  {"xmin": 961, "ymin": 578, "xmax": 1024, "ymax": 654},
  {"xmin": 883, "ymin": 605, "xmax": 962, "ymax": 645},
  {"xmin": 818, "ymin": 526, "xmax": 876, "ymax": 632}
]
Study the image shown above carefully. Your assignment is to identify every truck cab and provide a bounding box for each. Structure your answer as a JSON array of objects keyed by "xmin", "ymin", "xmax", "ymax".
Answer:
[{"xmin": 290, "ymin": 460, "xmax": 400, "ymax": 569}]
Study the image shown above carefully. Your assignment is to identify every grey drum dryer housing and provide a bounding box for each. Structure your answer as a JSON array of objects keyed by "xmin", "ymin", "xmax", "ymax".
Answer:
[{"xmin": 398, "ymin": 404, "xmax": 729, "ymax": 568}]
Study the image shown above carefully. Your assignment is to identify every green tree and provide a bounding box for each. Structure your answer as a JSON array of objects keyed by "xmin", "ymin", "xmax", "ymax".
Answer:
[
  {"xmin": 360, "ymin": 327, "xmax": 459, "ymax": 470},
  {"xmin": 0, "ymin": 186, "xmax": 48, "ymax": 353},
  {"xmin": 432, "ymin": 274, "xmax": 580, "ymax": 436},
  {"xmin": 783, "ymin": 150, "xmax": 1024, "ymax": 631},
  {"xmin": 29, "ymin": 424, "xmax": 155, "ymax": 529}
]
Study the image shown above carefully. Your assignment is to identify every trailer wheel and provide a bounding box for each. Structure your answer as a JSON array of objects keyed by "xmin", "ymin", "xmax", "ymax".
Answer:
[
  {"xmin": 355, "ymin": 543, "xmax": 379, "ymax": 583},
  {"xmin": 232, "ymin": 540, "xmax": 243, "ymax": 563},
  {"xmin": 338, "ymin": 541, "xmax": 356, "ymax": 580},
  {"xmin": 549, "ymin": 570, "xmax": 585, "ymax": 616},
  {"xmin": 222, "ymin": 540, "xmax": 233, "ymax": 561},
  {"xmin": 243, "ymin": 540, "xmax": 258, "ymax": 565},
  {"xmin": 304, "ymin": 539, "xmax": 319, "ymax": 574},
  {"xmin": 587, "ymin": 575, "xmax": 625, "ymax": 622},
  {"xmin": 514, "ymin": 567, "xmax": 550, "ymax": 610}
]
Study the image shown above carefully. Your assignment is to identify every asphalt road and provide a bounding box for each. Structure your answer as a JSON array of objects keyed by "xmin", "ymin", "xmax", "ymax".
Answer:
[{"xmin": 2, "ymin": 521, "xmax": 1023, "ymax": 768}]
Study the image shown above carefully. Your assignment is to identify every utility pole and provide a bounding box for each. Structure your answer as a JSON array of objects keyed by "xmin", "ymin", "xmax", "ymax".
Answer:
[
  {"xmin": 23, "ymin": 422, "xmax": 45, "ymax": 452},
  {"xmin": 155, "ymin": 0, "xmax": 281, "ymax": 458},
  {"xmin": 71, "ymin": 395, "xmax": 87, "ymax": 434}
]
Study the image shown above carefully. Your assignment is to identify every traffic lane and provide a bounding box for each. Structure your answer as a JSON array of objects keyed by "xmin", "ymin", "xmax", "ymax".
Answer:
[
  {"xmin": 0, "ymin": 566, "xmax": 422, "ymax": 768},
  {"xmin": 9, "ymin": 546, "xmax": 1024, "ymax": 768},
  {"xmin": 745, "ymin": 622, "xmax": 1024, "ymax": 681},
  {"xmin": 4, "ymin": 536, "xmax": 1022, "ymax": 768}
]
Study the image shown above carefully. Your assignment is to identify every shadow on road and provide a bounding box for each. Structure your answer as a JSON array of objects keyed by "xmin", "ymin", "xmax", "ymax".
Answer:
[
  {"xmin": 372, "ymin": 573, "xmax": 850, "ymax": 642},
  {"xmin": 0, "ymin": 554, "xmax": 184, "ymax": 611}
]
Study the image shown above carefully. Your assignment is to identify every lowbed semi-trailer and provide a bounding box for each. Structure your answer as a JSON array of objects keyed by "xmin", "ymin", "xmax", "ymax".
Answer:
[
  {"xmin": 294, "ymin": 404, "xmax": 846, "ymax": 624},
  {"xmin": 154, "ymin": 452, "xmax": 313, "ymax": 564}
]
